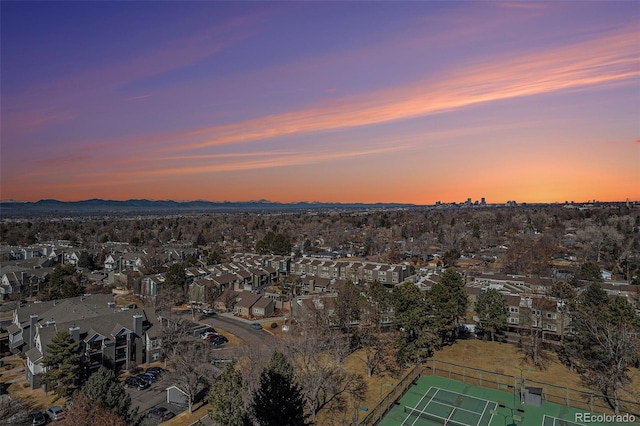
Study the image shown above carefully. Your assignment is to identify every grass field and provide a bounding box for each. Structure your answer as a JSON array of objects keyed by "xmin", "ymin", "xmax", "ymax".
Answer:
[{"xmin": 431, "ymin": 339, "xmax": 640, "ymax": 400}]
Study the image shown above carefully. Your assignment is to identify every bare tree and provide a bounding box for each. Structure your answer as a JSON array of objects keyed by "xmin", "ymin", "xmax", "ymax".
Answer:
[
  {"xmin": 0, "ymin": 395, "xmax": 29, "ymax": 426},
  {"xmin": 284, "ymin": 332, "xmax": 367, "ymax": 424},
  {"xmin": 64, "ymin": 391, "xmax": 128, "ymax": 426},
  {"xmin": 169, "ymin": 342, "xmax": 222, "ymax": 414},
  {"xmin": 354, "ymin": 328, "xmax": 399, "ymax": 377},
  {"xmin": 519, "ymin": 295, "xmax": 555, "ymax": 368}
]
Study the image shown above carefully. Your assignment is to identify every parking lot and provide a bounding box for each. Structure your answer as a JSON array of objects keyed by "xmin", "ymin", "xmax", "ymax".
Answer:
[{"xmin": 124, "ymin": 370, "xmax": 185, "ymax": 425}]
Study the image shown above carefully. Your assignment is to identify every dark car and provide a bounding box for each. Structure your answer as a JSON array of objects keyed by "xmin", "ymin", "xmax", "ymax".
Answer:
[
  {"xmin": 137, "ymin": 373, "xmax": 156, "ymax": 383},
  {"xmin": 250, "ymin": 323, "xmax": 263, "ymax": 330},
  {"xmin": 30, "ymin": 411, "xmax": 47, "ymax": 426},
  {"xmin": 148, "ymin": 407, "xmax": 175, "ymax": 422},
  {"xmin": 206, "ymin": 332, "xmax": 220, "ymax": 341},
  {"xmin": 146, "ymin": 366, "xmax": 164, "ymax": 376},
  {"xmin": 211, "ymin": 335, "xmax": 228, "ymax": 346},
  {"xmin": 125, "ymin": 376, "xmax": 149, "ymax": 390}
]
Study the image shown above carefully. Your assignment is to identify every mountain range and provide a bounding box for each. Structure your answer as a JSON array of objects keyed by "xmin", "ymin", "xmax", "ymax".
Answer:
[{"xmin": 0, "ymin": 199, "xmax": 418, "ymax": 216}]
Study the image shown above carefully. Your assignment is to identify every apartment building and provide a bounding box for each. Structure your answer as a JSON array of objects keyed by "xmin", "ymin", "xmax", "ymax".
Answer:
[{"xmin": 9, "ymin": 294, "xmax": 162, "ymax": 389}]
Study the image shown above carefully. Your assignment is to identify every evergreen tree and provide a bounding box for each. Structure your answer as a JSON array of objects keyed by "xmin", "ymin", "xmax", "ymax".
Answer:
[
  {"xmin": 81, "ymin": 367, "xmax": 139, "ymax": 424},
  {"xmin": 256, "ymin": 232, "xmax": 292, "ymax": 256},
  {"xmin": 165, "ymin": 263, "xmax": 187, "ymax": 290},
  {"xmin": 437, "ymin": 268, "xmax": 469, "ymax": 324},
  {"xmin": 474, "ymin": 289, "xmax": 508, "ymax": 341},
  {"xmin": 208, "ymin": 364, "xmax": 250, "ymax": 426},
  {"xmin": 573, "ymin": 261, "xmax": 603, "ymax": 284},
  {"xmin": 77, "ymin": 251, "xmax": 95, "ymax": 269},
  {"xmin": 391, "ymin": 282, "xmax": 437, "ymax": 363},
  {"xmin": 194, "ymin": 231, "xmax": 207, "ymax": 247},
  {"xmin": 427, "ymin": 282, "xmax": 458, "ymax": 347},
  {"xmin": 40, "ymin": 331, "xmax": 82, "ymax": 398},
  {"xmin": 43, "ymin": 265, "xmax": 82, "ymax": 301},
  {"xmin": 251, "ymin": 352, "xmax": 310, "ymax": 426}
]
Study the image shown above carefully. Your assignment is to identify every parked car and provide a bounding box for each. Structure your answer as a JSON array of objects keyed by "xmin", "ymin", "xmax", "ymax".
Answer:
[
  {"xmin": 148, "ymin": 406, "xmax": 175, "ymax": 421},
  {"xmin": 203, "ymin": 308, "xmax": 215, "ymax": 315},
  {"xmin": 250, "ymin": 323, "xmax": 263, "ymax": 330},
  {"xmin": 125, "ymin": 376, "xmax": 149, "ymax": 390},
  {"xmin": 199, "ymin": 327, "xmax": 217, "ymax": 338},
  {"xmin": 137, "ymin": 373, "xmax": 156, "ymax": 383},
  {"xmin": 211, "ymin": 335, "xmax": 228, "ymax": 346},
  {"xmin": 146, "ymin": 366, "xmax": 164, "ymax": 376},
  {"xmin": 30, "ymin": 411, "xmax": 47, "ymax": 426},
  {"xmin": 45, "ymin": 406, "xmax": 65, "ymax": 421},
  {"xmin": 201, "ymin": 331, "xmax": 218, "ymax": 340},
  {"xmin": 206, "ymin": 333, "xmax": 221, "ymax": 342}
]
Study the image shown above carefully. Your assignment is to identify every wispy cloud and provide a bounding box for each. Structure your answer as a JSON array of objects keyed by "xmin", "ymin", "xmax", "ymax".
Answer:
[
  {"xmin": 2, "ymin": 12, "xmax": 266, "ymax": 134},
  {"xmin": 126, "ymin": 94, "xmax": 153, "ymax": 101},
  {"xmin": 152, "ymin": 27, "xmax": 638, "ymax": 152}
]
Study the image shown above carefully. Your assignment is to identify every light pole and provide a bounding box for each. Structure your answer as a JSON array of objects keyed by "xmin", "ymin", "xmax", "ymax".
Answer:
[
  {"xmin": 510, "ymin": 365, "xmax": 534, "ymax": 406},
  {"xmin": 380, "ymin": 381, "xmax": 393, "ymax": 399},
  {"xmin": 490, "ymin": 409, "xmax": 508, "ymax": 426}
]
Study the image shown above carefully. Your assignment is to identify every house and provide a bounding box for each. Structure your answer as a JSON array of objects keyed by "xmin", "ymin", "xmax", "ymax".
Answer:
[
  {"xmin": 251, "ymin": 297, "xmax": 275, "ymax": 318},
  {"xmin": 0, "ymin": 266, "xmax": 26, "ymax": 299},
  {"xmin": 140, "ymin": 274, "xmax": 165, "ymax": 298},
  {"xmin": 234, "ymin": 293, "xmax": 263, "ymax": 318}
]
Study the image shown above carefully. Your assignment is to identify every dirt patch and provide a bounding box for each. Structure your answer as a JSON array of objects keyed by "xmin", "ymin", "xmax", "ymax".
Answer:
[{"xmin": 1, "ymin": 356, "xmax": 63, "ymax": 412}]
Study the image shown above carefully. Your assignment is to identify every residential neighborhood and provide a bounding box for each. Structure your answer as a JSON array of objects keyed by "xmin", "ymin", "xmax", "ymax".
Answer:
[{"xmin": 0, "ymin": 202, "xmax": 639, "ymax": 424}]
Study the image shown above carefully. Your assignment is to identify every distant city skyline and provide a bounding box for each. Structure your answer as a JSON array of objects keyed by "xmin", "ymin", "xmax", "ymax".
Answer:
[{"xmin": 1, "ymin": 2, "xmax": 638, "ymax": 204}]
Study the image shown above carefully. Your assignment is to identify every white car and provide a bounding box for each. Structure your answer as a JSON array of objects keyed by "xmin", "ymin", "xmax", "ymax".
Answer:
[
  {"xmin": 200, "ymin": 331, "xmax": 217, "ymax": 339},
  {"xmin": 45, "ymin": 406, "xmax": 65, "ymax": 421}
]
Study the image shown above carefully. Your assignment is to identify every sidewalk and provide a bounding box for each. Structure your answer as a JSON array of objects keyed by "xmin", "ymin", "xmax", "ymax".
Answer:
[{"xmin": 217, "ymin": 312, "xmax": 286, "ymax": 324}]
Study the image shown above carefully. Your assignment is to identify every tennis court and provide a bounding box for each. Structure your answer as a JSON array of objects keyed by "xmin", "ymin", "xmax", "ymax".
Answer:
[
  {"xmin": 401, "ymin": 386, "xmax": 497, "ymax": 426},
  {"xmin": 542, "ymin": 415, "xmax": 585, "ymax": 426}
]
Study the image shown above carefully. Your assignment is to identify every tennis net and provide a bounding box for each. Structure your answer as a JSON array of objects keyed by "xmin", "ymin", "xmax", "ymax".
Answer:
[{"xmin": 403, "ymin": 406, "xmax": 470, "ymax": 426}]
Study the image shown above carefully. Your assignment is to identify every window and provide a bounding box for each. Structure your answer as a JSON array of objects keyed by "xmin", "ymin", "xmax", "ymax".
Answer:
[
  {"xmin": 546, "ymin": 324, "xmax": 557, "ymax": 331},
  {"xmin": 546, "ymin": 313, "xmax": 557, "ymax": 319},
  {"xmin": 508, "ymin": 317, "xmax": 519, "ymax": 324},
  {"xmin": 510, "ymin": 307, "xmax": 519, "ymax": 313}
]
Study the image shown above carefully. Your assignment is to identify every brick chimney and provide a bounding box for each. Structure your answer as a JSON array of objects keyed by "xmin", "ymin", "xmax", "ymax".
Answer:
[{"xmin": 29, "ymin": 314, "xmax": 38, "ymax": 349}]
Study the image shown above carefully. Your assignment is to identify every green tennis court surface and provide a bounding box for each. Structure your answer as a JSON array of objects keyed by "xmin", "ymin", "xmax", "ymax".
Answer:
[
  {"xmin": 542, "ymin": 414, "xmax": 584, "ymax": 426},
  {"xmin": 380, "ymin": 375, "xmax": 640, "ymax": 426},
  {"xmin": 401, "ymin": 387, "xmax": 496, "ymax": 426}
]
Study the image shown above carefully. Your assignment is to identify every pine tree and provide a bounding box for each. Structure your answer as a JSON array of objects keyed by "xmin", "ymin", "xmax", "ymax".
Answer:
[
  {"xmin": 208, "ymin": 364, "xmax": 250, "ymax": 426},
  {"xmin": 438, "ymin": 268, "xmax": 469, "ymax": 324},
  {"xmin": 251, "ymin": 352, "xmax": 310, "ymax": 426},
  {"xmin": 427, "ymin": 282, "xmax": 458, "ymax": 347},
  {"xmin": 81, "ymin": 367, "xmax": 139, "ymax": 424},
  {"xmin": 40, "ymin": 331, "xmax": 82, "ymax": 398},
  {"xmin": 475, "ymin": 289, "xmax": 508, "ymax": 341},
  {"xmin": 391, "ymin": 282, "xmax": 437, "ymax": 363}
]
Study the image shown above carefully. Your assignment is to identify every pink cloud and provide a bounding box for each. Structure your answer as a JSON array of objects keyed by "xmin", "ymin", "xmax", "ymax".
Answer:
[{"xmin": 149, "ymin": 27, "xmax": 638, "ymax": 152}]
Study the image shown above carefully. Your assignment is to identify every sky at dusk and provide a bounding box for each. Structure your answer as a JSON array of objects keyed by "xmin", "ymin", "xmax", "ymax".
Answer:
[{"xmin": 1, "ymin": 1, "xmax": 639, "ymax": 204}]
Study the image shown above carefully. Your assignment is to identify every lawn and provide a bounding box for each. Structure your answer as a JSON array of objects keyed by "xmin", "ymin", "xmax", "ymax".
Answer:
[{"xmin": 431, "ymin": 338, "xmax": 640, "ymax": 399}]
